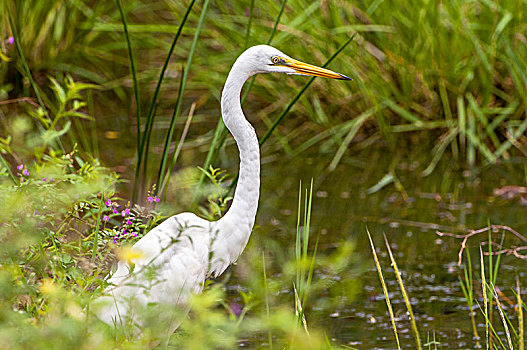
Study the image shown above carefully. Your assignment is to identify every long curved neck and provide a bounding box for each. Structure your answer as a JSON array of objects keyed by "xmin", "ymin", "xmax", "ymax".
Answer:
[{"xmin": 218, "ymin": 64, "xmax": 260, "ymax": 242}]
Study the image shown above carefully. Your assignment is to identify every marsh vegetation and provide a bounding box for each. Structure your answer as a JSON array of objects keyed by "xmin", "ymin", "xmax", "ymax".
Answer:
[{"xmin": 1, "ymin": 0, "xmax": 527, "ymax": 348}]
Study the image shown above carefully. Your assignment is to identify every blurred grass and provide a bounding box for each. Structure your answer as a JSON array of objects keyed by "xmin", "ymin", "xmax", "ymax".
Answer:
[
  {"xmin": 3, "ymin": 1, "xmax": 527, "ymax": 195},
  {"xmin": 2, "ymin": 0, "xmax": 527, "ymax": 348}
]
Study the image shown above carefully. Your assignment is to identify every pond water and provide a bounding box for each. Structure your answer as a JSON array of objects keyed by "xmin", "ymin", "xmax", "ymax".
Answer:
[
  {"xmin": 103, "ymin": 111, "xmax": 526, "ymax": 348},
  {"xmin": 236, "ymin": 143, "xmax": 526, "ymax": 348}
]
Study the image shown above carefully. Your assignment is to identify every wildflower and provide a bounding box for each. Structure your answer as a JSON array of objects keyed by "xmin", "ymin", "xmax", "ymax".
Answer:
[
  {"xmin": 50, "ymin": 177, "xmax": 54, "ymax": 182},
  {"xmin": 33, "ymin": 210, "xmax": 39, "ymax": 216},
  {"xmin": 103, "ymin": 215, "xmax": 109, "ymax": 222},
  {"xmin": 16, "ymin": 164, "xmax": 23, "ymax": 170},
  {"xmin": 7, "ymin": 37, "xmax": 14, "ymax": 45},
  {"xmin": 121, "ymin": 208, "xmax": 130, "ymax": 217},
  {"xmin": 113, "ymin": 208, "xmax": 118, "ymax": 214},
  {"xmin": 122, "ymin": 229, "xmax": 127, "ymax": 235},
  {"xmin": 42, "ymin": 178, "xmax": 47, "ymax": 182},
  {"xmin": 147, "ymin": 196, "xmax": 160, "ymax": 203},
  {"xmin": 20, "ymin": 178, "xmax": 25, "ymax": 183},
  {"xmin": 229, "ymin": 303, "xmax": 244, "ymax": 317},
  {"xmin": 105, "ymin": 199, "xmax": 111, "ymax": 207},
  {"xmin": 23, "ymin": 169, "xmax": 29, "ymax": 176},
  {"xmin": 126, "ymin": 219, "xmax": 132, "ymax": 225}
]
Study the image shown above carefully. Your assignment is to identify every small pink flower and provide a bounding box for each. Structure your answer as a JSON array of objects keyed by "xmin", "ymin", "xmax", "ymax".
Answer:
[
  {"xmin": 42, "ymin": 178, "xmax": 47, "ymax": 182},
  {"xmin": 22, "ymin": 169, "xmax": 29, "ymax": 176},
  {"xmin": 103, "ymin": 215, "xmax": 109, "ymax": 222},
  {"xmin": 17, "ymin": 164, "xmax": 24, "ymax": 170},
  {"xmin": 20, "ymin": 178, "xmax": 25, "ymax": 183},
  {"xmin": 147, "ymin": 196, "xmax": 160, "ymax": 203},
  {"xmin": 113, "ymin": 208, "xmax": 118, "ymax": 214},
  {"xmin": 122, "ymin": 229, "xmax": 127, "ymax": 235},
  {"xmin": 121, "ymin": 208, "xmax": 130, "ymax": 217},
  {"xmin": 126, "ymin": 219, "xmax": 132, "ymax": 225},
  {"xmin": 7, "ymin": 37, "xmax": 14, "ymax": 45},
  {"xmin": 105, "ymin": 199, "xmax": 111, "ymax": 207}
]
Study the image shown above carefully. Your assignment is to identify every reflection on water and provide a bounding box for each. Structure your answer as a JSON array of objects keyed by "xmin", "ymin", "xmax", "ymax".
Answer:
[
  {"xmin": 107, "ymin": 115, "xmax": 526, "ymax": 348},
  {"xmin": 250, "ymin": 144, "xmax": 526, "ymax": 348}
]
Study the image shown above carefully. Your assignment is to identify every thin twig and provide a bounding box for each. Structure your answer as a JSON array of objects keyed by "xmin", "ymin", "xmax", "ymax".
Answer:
[{"xmin": 436, "ymin": 225, "xmax": 527, "ymax": 265}]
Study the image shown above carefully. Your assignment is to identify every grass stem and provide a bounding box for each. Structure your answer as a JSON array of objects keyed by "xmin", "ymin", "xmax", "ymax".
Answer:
[
  {"xmin": 367, "ymin": 229, "xmax": 401, "ymax": 349},
  {"xmin": 157, "ymin": 0, "xmax": 210, "ymax": 192}
]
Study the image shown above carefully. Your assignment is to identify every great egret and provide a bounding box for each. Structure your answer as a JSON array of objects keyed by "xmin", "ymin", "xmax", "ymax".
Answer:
[{"xmin": 95, "ymin": 45, "xmax": 350, "ymax": 332}]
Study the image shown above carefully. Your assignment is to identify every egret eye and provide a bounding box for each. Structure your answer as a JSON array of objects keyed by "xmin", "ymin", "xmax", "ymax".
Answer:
[{"xmin": 271, "ymin": 56, "xmax": 281, "ymax": 64}]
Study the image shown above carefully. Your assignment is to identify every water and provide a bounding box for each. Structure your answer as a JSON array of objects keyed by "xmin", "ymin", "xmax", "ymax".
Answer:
[
  {"xmin": 104, "ymin": 114, "xmax": 526, "ymax": 347},
  {"xmin": 237, "ymin": 143, "xmax": 526, "ymax": 348}
]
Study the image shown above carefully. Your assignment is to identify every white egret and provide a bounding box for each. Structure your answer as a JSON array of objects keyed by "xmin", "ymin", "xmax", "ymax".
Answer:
[{"xmin": 95, "ymin": 45, "xmax": 350, "ymax": 332}]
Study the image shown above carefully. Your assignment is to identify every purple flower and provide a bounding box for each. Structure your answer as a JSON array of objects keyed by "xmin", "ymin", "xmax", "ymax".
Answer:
[
  {"xmin": 105, "ymin": 199, "xmax": 111, "ymax": 207},
  {"xmin": 147, "ymin": 196, "xmax": 160, "ymax": 203},
  {"xmin": 133, "ymin": 233, "xmax": 137, "ymax": 237},
  {"xmin": 33, "ymin": 210, "xmax": 39, "ymax": 216},
  {"xmin": 7, "ymin": 37, "xmax": 14, "ymax": 45},
  {"xmin": 20, "ymin": 178, "xmax": 25, "ymax": 183},
  {"xmin": 121, "ymin": 208, "xmax": 130, "ymax": 217},
  {"xmin": 49, "ymin": 177, "xmax": 54, "ymax": 182},
  {"xmin": 229, "ymin": 303, "xmax": 244, "ymax": 317},
  {"xmin": 122, "ymin": 229, "xmax": 127, "ymax": 235},
  {"xmin": 17, "ymin": 164, "xmax": 24, "ymax": 170},
  {"xmin": 126, "ymin": 219, "xmax": 132, "ymax": 225},
  {"xmin": 113, "ymin": 208, "xmax": 118, "ymax": 214},
  {"xmin": 23, "ymin": 169, "xmax": 29, "ymax": 176},
  {"xmin": 103, "ymin": 215, "xmax": 109, "ymax": 222},
  {"xmin": 42, "ymin": 178, "xmax": 47, "ymax": 182}
]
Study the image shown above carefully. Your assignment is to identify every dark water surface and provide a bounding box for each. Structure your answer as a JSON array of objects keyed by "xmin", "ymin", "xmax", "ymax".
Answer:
[
  {"xmin": 107, "ymin": 121, "xmax": 526, "ymax": 348},
  {"xmin": 244, "ymin": 144, "xmax": 526, "ymax": 349}
]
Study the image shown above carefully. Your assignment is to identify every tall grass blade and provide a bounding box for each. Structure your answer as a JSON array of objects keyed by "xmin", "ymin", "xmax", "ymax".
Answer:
[
  {"xmin": 116, "ymin": 0, "xmax": 141, "ymax": 155},
  {"xmin": 0, "ymin": 154, "xmax": 17, "ymax": 185},
  {"xmin": 91, "ymin": 198, "xmax": 104, "ymax": 262},
  {"xmin": 459, "ymin": 249, "xmax": 480, "ymax": 346},
  {"xmin": 7, "ymin": 9, "xmax": 46, "ymax": 110},
  {"xmin": 329, "ymin": 107, "xmax": 374, "ymax": 170},
  {"xmin": 241, "ymin": 0, "xmax": 288, "ymax": 102},
  {"xmin": 494, "ymin": 117, "xmax": 527, "ymax": 160},
  {"xmin": 134, "ymin": 0, "xmax": 197, "ymax": 200},
  {"xmin": 518, "ymin": 277, "xmax": 524, "ymax": 350},
  {"xmin": 262, "ymin": 252, "xmax": 273, "ymax": 349},
  {"xmin": 481, "ymin": 247, "xmax": 490, "ymax": 349},
  {"xmin": 244, "ymin": 0, "xmax": 256, "ymax": 49},
  {"xmin": 367, "ymin": 229, "xmax": 401, "ymax": 349},
  {"xmin": 160, "ymin": 102, "xmax": 196, "ymax": 195},
  {"xmin": 383, "ymin": 234, "xmax": 422, "ymax": 350},
  {"xmin": 493, "ymin": 286, "xmax": 514, "ymax": 350},
  {"xmin": 157, "ymin": 0, "xmax": 211, "ymax": 192}
]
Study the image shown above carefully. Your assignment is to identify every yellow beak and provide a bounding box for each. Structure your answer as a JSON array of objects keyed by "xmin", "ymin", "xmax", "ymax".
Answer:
[{"xmin": 283, "ymin": 58, "xmax": 351, "ymax": 80}]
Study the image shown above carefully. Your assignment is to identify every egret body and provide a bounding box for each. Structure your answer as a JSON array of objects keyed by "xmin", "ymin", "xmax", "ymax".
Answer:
[{"xmin": 96, "ymin": 45, "xmax": 350, "ymax": 331}]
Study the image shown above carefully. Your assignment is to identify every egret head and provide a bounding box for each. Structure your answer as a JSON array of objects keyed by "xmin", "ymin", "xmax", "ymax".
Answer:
[{"xmin": 237, "ymin": 45, "xmax": 351, "ymax": 80}]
